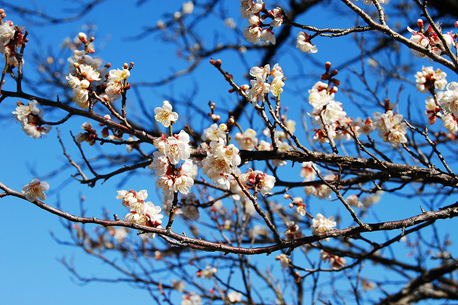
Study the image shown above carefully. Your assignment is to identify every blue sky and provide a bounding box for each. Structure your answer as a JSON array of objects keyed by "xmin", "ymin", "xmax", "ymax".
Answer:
[{"xmin": 1, "ymin": 1, "xmax": 457, "ymax": 304}]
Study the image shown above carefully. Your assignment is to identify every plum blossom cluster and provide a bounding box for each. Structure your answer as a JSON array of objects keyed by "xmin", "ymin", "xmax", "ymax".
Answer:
[
  {"xmin": 201, "ymin": 135, "xmax": 241, "ymax": 188},
  {"xmin": 372, "ymin": 110, "xmax": 407, "ymax": 146},
  {"xmin": 13, "ymin": 100, "xmax": 51, "ymax": 138},
  {"xmin": 152, "ymin": 131, "xmax": 195, "ymax": 196},
  {"xmin": 407, "ymin": 19, "xmax": 456, "ymax": 57},
  {"xmin": 66, "ymin": 33, "xmax": 132, "ymax": 108},
  {"xmin": 415, "ymin": 66, "xmax": 458, "ymax": 134},
  {"xmin": 0, "ymin": 9, "xmax": 25, "ymax": 68},
  {"xmin": 240, "ymin": 0, "xmax": 283, "ymax": 45},
  {"xmin": 311, "ymin": 213, "xmax": 336, "ymax": 238},
  {"xmin": 75, "ymin": 122, "xmax": 97, "ymax": 146},
  {"xmin": 308, "ymin": 64, "xmax": 370, "ymax": 143},
  {"xmin": 21, "ymin": 178, "xmax": 49, "ymax": 201},
  {"xmin": 296, "ymin": 31, "xmax": 317, "ymax": 54},
  {"xmin": 151, "ymin": 101, "xmax": 196, "ymax": 196},
  {"xmin": 116, "ymin": 189, "xmax": 163, "ymax": 237},
  {"xmin": 243, "ymin": 63, "xmax": 285, "ymax": 105},
  {"xmin": 239, "ymin": 169, "xmax": 276, "ymax": 196}
]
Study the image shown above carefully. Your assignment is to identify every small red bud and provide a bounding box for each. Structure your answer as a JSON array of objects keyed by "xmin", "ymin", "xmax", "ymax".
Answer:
[
  {"xmin": 320, "ymin": 73, "xmax": 329, "ymax": 80},
  {"xmin": 330, "ymin": 69, "xmax": 338, "ymax": 77},
  {"xmin": 325, "ymin": 61, "xmax": 332, "ymax": 71},
  {"xmin": 210, "ymin": 58, "xmax": 215, "ymax": 65},
  {"xmin": 215, "ymin": 59, "xmax": 222, "ymax": 67}
]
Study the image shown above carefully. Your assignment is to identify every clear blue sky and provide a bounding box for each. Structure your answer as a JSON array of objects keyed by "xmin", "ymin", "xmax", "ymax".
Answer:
[{"xmin": 1, "ymin": 1, "xmax": 457, "ymax": 304}]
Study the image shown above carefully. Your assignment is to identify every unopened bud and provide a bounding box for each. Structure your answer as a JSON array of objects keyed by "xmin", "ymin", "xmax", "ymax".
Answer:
[
  {"xmin": 87, "ymin": 47, "xmax": 95, "ymax": 54},
  {"xmin": 227, "ymin": 117, "xmax": 235, "ymax": 125},
  {"xmin": 123, "ymin": 63, "xmax": 128, "ymax": 69},
  {"xmin": 325, "ymin": 61, "xmax": 332, "ymax": 71},
  {"xmin": 330, "ymin": 69, "xmax": 338, "ymax": 77},
  {"xmin": 455, "ymin": 21, "xmax": 458, "ymax": 28},
  {"xmin": 417, "ymin": 19, "xmax": 424, "ymax": 29},
  {"xmin": 332, "ymin": 79, "xmax": 340, "ymax": 86},
  {"xmin": 320, "ymin": 73, "xmax": 329, "ymax": 80},
  {"xmin": 78, "ymin": 32, "xmax": 88, "ymax": 43},
  {"xmin": 215, "ymin": 59, "xmax": 222, "ymax": 67},
  {"xmin": 210, "ymin": 58, "xmax": 215, "ymax": 65},
  {"xmin": 289, "ymin": 203, "xmax": 294, "ymax": 208}
]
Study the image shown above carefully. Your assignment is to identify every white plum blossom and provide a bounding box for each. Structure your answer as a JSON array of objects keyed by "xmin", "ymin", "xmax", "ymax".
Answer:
[
  {"xmin": 243, "ymin": 25, "xmax": 262, "ymax": 44},
  {"xmin": 181, "ymin": 294, "xmax": 202, "ymax": 305},
  {"xmin": 116, "ymin": 189, "xmax": 148, "ymax": 208},
  {"xmin": 105, "ymin": 68, "xmax": 130, "ymax": 102},
  {"xmin": 296, "ymin": 31, "xmax": 317, "ymax": 53},
  {"xmin": 346, "ymin": 194, "xmax": 363, "ymax": 209},
  {"xmin": 123, "ymin": 194, "xmax": 163, "ymax": 234},
  {"xmin": 439, "ymin": 82, "xmax": 458, "ymax": 117},
  {"xmin": 261, "ymin": 28, "xmax": 276, "ymax": 44},
  {"xmin": 149, "ymin": 151, "xmax": 169, "ymax": 176},
  {"xmin": 0, "ymin": 20, "xmax": 15, "ymax": 53},
  {"xmin": 239, "ymin": 169, "xmax": 276, "ymax": 196},
  {"xmin": 154, "ymin": 130, "xmax": 191, "ymax": 165},
  {"xmin": 202, "ymin": 123, "xmax": 225, "ymax": 142},
  {"xmin": 311, "ymin": 213, "xmax": 336, "ymax": 236},
  {"xmin": 269, "ymin": 8, "xmax": 283, "ymax": 29},
  {"xmin": 227, "ymin": 291, "xmax": 243, "ymax": 303},
  {"xmin": 198, "ymin": 265, "xmax": 217, "ymax": 279},
  {"xmin": 284, "ymin": 221, "xmax": 303, "ymax": 241},
  {"xmin": 352, "ymin": 117, "xmax": 375, "ymax": 136},
  {"xmin": 372, "ymin": 111, "xmax": 407, "ymax": 146},
  {"xmin": 275, "ymin": 253, "xmax": 291, "ymax": 269},
  {"xmin": 22, "ymin": 178, "xmax": 50, "ymax": 201},
  {"xmin": 202, "ymin": 139, "xmax": 241, "ymax": 187},
  {"xmin": 443, "ymin": 114, "xmax": 458, "ymax": 134},
  {"xmin": 414, "ymin": 66, "xmax": 447, "ymax": 93},
  {"xmin": 234, "ymin": 129, "xmax": 258, "ymax": 150},
  {"xmin": 13, "ymin": 100, "xmax": 52, "ymax": 139},
  {"xmin": 182, "ymin": 1, "xmax": 194, "ymax": 14},
  {"xmin": 154, "ymin": 100, "xmax": 179, "ymax": 128},
  {"xmin": 156, "ymin": 159, "xmax": 195, "ymax": 196},
  {"xmin": 300, "ymin": 162, "xmax": 318, "ymax": 182}
]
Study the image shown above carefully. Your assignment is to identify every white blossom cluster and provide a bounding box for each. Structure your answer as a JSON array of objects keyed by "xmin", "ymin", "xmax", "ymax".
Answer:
[
  {"xmin": 240, "ymin": 0, "xmax": 283, "ymax": 45},
  {"xmin": 244, "ymin": 63, "xmax": 285, "ymax": 105},
  {"xmin": 0, "ymin": 17, "xmax": 24, "ymax": 67},
  {"xmin": 415, "ymin": 66, "xmax": 458, "ymax": 134},
  {"xmin": 407, "ymin": 20, "xmax": 455, "ymax": 57},
  {"xmin": 65, "ymin": 33, "xmax": 132, "ymax": 108},
  {"xmin": 372, "ymin": 110, "xmax": 407, "ymax": 146},
  {"xmin": 308, "ymin": 81, "xmax": 348, "ymax": 142},
  {"xmin": 12, "ymin": 100, "xmax": 51, "ymax": 138},
  {"xmin": 116, "ymin": 189, "xmax": 163, "ymax": 237},
  {"xmin": 311, "ymin": 213, "xmax": 336, "ymax": 238},
  {"xmin": 201, "ymin": 137, "xmax": 241, "ymax": 188},
  {"xmin": 152, "ymin": 131, "xmax": 195, "ymax": 196},
  {"xmin": 296, "ymin": 31, "xmax": 317, "ymax": 54}
]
